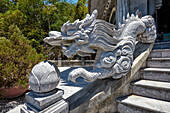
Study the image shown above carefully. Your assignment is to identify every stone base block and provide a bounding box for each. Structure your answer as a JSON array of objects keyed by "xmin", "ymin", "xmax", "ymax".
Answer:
[
  {"xmin": 21, "ymin": 88, "xmax": 68, "ymax": 113},
  {"xmin": 21, "ymin": 99, "xmax": 69, "ymax": 113},
  {"xmin": 26, "ymin": 89, "xmax": 63, "ymax": 110}
]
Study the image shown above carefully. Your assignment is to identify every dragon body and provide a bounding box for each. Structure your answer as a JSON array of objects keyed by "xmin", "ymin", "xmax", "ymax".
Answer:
[{"xmin": 44, "ymin": 10, "xmax": 156, "ymax": 82}]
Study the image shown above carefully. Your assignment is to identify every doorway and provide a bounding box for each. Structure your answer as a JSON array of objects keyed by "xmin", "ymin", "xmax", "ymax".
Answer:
[{"xmin": 157, "ymin": 0, "xmax": 170, "ymax": 40}]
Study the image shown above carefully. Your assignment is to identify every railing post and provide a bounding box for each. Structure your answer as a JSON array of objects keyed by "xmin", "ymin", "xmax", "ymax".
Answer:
[
  {"xmin": 81, "ymin": 57, "xmax": 85, "ymax": 66},
  {"xmin": 20, "ymin": 61, "xmax": 68, "ymax": 113},
  {"xmin": 58, "ymin": 57, "xmax": 62, "ymax": 66}
]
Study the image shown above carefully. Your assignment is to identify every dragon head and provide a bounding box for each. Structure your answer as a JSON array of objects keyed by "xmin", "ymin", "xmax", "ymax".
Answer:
[
  {"xmin": 44, "ymin": 10, "xmax": 98, "ymax": 58},
  {"xmin": 44, "ymin": 10, "xmax": 120, "ymax": 58},
  {"xmin": 137, "ymin": 15, "xmax": 157, "ymax": 43}
]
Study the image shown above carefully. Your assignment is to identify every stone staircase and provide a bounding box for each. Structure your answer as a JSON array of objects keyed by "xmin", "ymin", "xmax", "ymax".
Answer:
[{"xmin": 117, "ymin": 44, "xmax": 170, "ymax": 112}]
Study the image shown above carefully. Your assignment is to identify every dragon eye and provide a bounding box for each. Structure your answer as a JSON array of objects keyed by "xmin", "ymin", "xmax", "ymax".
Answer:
[
  {"xmin": 148, "ymin": 19, "xmax": 152, "ymax": 24},
  {"xmin": 67, "ymin": 29, "xmax": 77, "ymax": 36}
]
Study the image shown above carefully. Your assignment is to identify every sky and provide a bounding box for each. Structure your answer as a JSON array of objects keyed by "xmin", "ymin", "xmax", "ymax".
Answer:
[
  {"xmin": 72, "ymin": 0, "xmax": 78, "ymax": 3},
  {"xmin": 70, "ymin": 0, "xmax": 89, "ymax": 3}
]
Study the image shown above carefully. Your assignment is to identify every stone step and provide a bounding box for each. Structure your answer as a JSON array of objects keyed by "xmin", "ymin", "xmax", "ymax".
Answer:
[
  {"xmin": 140, "ymin": 68, "xmax": 170, "ymax": 82},
  {"xmin": 150, "ymin": 49, "xmax": 170, "ymax": 58},
  {"xmin": 147, "ymin": 58, "xmax": 170, "ymax": 68},
  {"xmin": 153, "ymin": 41, "xmax": 170, "ymax": 49},
  {"xmin": 131, "ymin": 80, "xmax": 170, "ymax": 101},
  {"xmin": 117, "ymin": 95, "xmax": 170, "ymax": 113}
]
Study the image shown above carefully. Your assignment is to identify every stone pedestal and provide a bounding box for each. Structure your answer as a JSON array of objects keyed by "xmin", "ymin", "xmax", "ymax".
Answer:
[
  {"xmin": 21, "ymin": 88, "xmax": 68, "ymax": 113},
  {"xmin": 20, "ymin": 61, "xmax": 68, "ymax": 113}
]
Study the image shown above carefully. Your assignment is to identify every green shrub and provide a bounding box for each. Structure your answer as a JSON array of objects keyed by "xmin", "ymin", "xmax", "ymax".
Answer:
[{"xmin": 0, "ymin": 25, "xmax": 44, "ymax": 88}]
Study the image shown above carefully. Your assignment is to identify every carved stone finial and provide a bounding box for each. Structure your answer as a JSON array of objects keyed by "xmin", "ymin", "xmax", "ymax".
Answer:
[
  {"xmin": 21, "ymin": 61, "xmax": 69, "ymax": 113},
  {"xmin": 29, "ymin": 60, "xmax": 60, "ymax": 93}
]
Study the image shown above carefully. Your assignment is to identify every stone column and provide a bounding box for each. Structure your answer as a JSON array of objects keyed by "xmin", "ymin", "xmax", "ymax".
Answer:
[
  {"xmin": 81, "ymin": 57, "xmax": 85, "ymax": 66},
  {"xmin": 58, "ymin": 58, "xmax": 62, "ymax": 67},
  {"xmin": 21, "ymin": 61, "xmax": 68, "ymax": 113},
  {"xmin": 116, "ymin": 0, "xmax": 121, "ymax": 27},
  {"xmin": 116, "ymin": 0, "xmax": 130, "ymax": 27},
  {"xmin": 58, "ymin": 52, "xmax": 62, "ymax": 66}
]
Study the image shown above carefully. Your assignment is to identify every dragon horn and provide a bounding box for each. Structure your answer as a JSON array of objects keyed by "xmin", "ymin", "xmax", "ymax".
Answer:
[
  {"xmin": 127, "ymin": 13, "xmax": 130, "ymax": 19},
  {"xmin": 135, "ymin": 10, "xmax": 139, "ymax": 16}
]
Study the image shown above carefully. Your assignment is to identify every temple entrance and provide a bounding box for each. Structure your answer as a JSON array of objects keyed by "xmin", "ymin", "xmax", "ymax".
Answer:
[{"xmin": 157, "ymin": 0, "xmax": 170, "ymax": 40}]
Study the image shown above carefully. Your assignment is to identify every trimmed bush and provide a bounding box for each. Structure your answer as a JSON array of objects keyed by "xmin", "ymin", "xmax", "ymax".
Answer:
[{"xmin": 0, "ymin": 25, "xmax": 44, "ymax": 88}]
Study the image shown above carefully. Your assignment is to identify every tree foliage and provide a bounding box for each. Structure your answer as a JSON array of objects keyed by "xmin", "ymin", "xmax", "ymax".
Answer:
[
  {"xmin": 74, "ymin": 0, "xmax": 88, "ymax": 20},
  {"xmin": 0, "ymin": 25, "xmax": 43, "ymax": 88},
  {"xmin": 0, "ymin": 0, "xmax": 88, "ymax": 54},
  {"xmin": 0, "ymin": 0, "xmax": 88, "ymax": 87}
]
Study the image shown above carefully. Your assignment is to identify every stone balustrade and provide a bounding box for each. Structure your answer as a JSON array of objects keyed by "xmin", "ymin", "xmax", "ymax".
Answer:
[
  {"xmin": 66, "ymin": 42, "xmax": 154, "ymax": 113},
  {"xmin": 50, "ymin": 60, "xmax": 94, "ymax": 67},
  {"xmin": 20, "ymin": 42, "xmax": 154, "ymax": 113}
]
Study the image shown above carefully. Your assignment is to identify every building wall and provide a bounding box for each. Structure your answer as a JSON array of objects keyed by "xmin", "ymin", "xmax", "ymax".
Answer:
[
  {"xmin": 88, "ymin": 0, "xmax": 108, "ymax": 19},
  {"xmin": 89, "ymin": 0, "xmax": 157, "ymax": 28},
  {"xmin": 129, "ymin": 0, "xmax": 148, "ymax": 15},
  {"xmin": 116, "ymin": 0, "xmax": 156, "ymax": 27}
]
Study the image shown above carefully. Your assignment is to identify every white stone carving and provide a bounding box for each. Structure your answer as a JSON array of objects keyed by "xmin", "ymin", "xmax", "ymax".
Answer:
[
  {"xmin": 44, "ymin": 10, "xmax": 157, "ymax": 82},
  {"xmin": 29, "ymin": 61, "xmax": 60, "ymax": 92}
]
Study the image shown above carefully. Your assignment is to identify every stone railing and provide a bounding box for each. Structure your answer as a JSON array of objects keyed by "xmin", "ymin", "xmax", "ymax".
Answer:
[
  {"xmin": 20, "ymin": 42, "xmax": 154, "ymax": 113},
  {"xmin": 50, "ymin": 59, "xmax": 94, "ymax": 67},
  {"xmin": 66, "ymin": 42, "xmax": 154, "ymax": 113},
  {"xmin": 21, "ymin": 61, "xmax": 69, "ymax": 113}
]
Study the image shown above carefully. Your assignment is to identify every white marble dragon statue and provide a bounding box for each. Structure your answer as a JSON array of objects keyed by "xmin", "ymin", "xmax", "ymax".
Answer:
[{"xmin": 44, "ymin": 10, "xmax": 156, "ymax": 82}]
